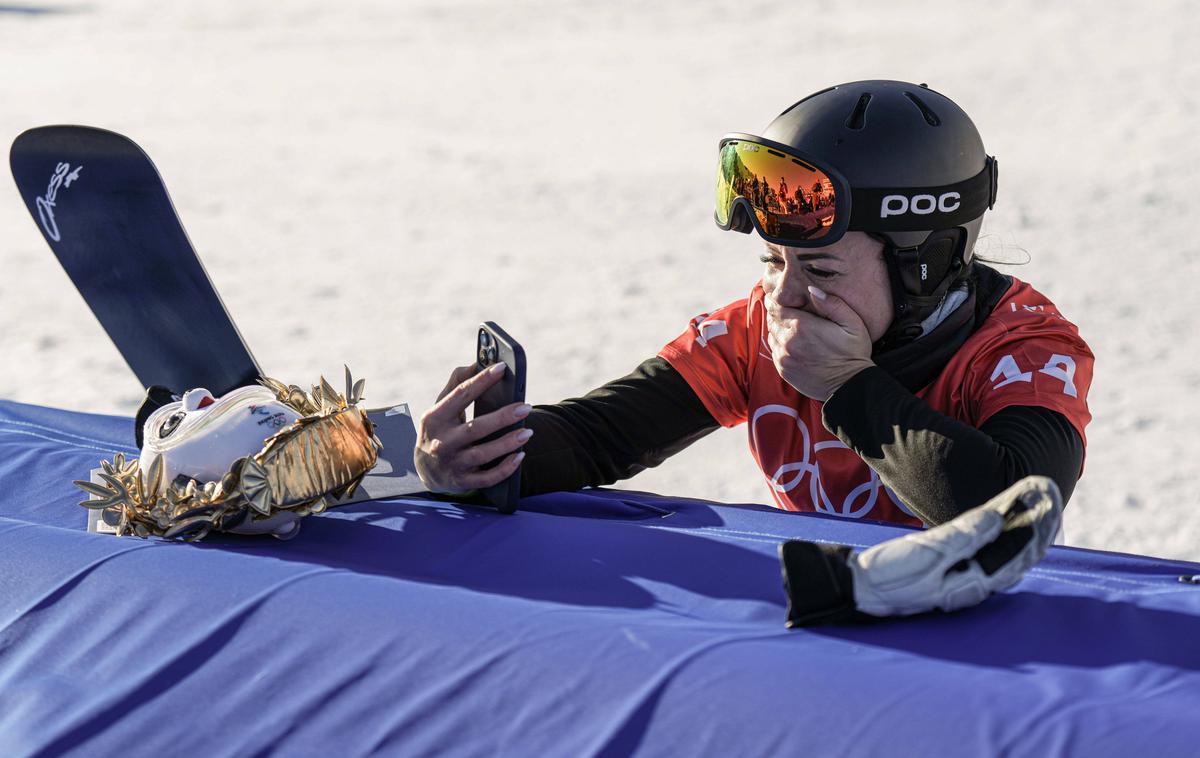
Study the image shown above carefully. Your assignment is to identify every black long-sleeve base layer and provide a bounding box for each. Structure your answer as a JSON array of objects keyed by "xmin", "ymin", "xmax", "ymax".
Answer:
[
  {"xmin": 821, "ymin": 365, "xmax": 1083, "ymax": 525},
  {"xmin": 520, "ymin": 357, "xmax": 1082, "ymax": 525},
  {"xmin": 519, "ymin": 356, "xmax": 719, "ymax": 497}
]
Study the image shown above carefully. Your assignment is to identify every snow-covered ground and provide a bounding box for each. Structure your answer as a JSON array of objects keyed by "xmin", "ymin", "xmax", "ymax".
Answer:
[{"xmin": 1, "ymin": 1, "xmax": 1197, "ymax": 560}]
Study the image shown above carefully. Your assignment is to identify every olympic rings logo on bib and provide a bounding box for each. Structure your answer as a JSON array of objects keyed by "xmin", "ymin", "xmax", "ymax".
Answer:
[{"xmin": 749, "ymin": 404, "xmax": 914, "ymax": 519}]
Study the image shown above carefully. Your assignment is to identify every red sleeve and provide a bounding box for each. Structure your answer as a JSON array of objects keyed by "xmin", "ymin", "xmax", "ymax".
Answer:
[
  {"xmin": 657, "ymin": 297, "xmax": 753, "ymax": 428},
  {"xmin": 964, "ymin": 326, "xmax": 1095, "ymax": 446}
]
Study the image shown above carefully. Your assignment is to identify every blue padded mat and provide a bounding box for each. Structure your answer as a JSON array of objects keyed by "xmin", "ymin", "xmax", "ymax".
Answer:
[{"xmin": 1, "ymin": 398, "xmax": 1198, "ymax": 756}]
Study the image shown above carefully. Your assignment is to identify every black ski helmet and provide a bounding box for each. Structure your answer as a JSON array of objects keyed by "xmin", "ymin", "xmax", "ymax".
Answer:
[{"xmin": 730, "ymin": 80, "xmax": 998, "ymax": 347}]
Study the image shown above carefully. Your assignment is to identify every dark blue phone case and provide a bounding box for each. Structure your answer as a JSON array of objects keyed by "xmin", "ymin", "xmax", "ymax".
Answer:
[{"xmin": 474, "ymin": 321, "xmax": 526, "ymax": 514}]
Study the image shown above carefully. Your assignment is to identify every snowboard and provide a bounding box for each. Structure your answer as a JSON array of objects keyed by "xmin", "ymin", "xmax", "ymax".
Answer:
[
  {"xmin": 9, "ymin": 125, "xmax": 262, "ymax": 397},
  {"xmin": 11, "ymin": 125, "xmax": 426, "ymax": 502}
]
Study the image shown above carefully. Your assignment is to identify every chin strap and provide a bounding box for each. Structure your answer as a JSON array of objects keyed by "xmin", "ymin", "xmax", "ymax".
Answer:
[{"xmin": 873, "ymin": 228, "xmax": 971, "ymax": 352}]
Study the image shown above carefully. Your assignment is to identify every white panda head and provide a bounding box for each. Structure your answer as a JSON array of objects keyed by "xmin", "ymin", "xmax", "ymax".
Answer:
[{"xmin": 138, "ymin": 385, "xmax": 302, "ymax": 493}]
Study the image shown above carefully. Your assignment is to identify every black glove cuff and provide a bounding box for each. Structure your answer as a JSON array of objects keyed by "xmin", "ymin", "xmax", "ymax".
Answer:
[{"xmin": 779, "ymin": 540, "xmax": 863, "ymax": 627}]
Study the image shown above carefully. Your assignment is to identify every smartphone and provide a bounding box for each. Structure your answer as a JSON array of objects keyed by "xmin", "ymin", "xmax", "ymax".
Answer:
[{"xmin": 473, "ymin": 321, "xmax": 527, "ymax": 514}]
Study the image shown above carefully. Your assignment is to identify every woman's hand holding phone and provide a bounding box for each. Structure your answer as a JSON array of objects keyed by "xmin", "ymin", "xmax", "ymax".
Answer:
[{"xmin": 414, "ymin": 363, "xmax": 533, "ymax": 495}]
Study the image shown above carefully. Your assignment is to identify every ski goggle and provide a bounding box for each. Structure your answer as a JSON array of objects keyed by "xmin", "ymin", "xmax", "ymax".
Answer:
[
  {"xmin": 715, "ymin": 134, "xmax": 850, "ymax": 247},
  {"xmin": 714, "ymin": 133, "xmax": 997, "ymax": 247}
]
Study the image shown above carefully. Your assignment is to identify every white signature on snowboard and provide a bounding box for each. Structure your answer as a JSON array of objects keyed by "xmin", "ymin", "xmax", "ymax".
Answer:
[{"xmin": 37, "ymin": 162, "xmax": 83, "ymax": 242}]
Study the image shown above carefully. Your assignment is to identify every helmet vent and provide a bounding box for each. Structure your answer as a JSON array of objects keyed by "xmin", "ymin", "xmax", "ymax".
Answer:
[
  {"xmin": 845, "ymin": 93, "xmax": 872, "ymax": 130},
  {"xmin": 904, "ymin": 91, "xmax": 941, "ymax": 126}
]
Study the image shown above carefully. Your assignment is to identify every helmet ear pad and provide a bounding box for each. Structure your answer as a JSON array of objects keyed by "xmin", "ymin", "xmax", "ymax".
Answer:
[
  {"xmin": 872, "ymin": 227, "xmax": 972, "ymax": 350},
  {"xmin": 896, "ymin": 228, "xmax": 965, "ymax": 297}
]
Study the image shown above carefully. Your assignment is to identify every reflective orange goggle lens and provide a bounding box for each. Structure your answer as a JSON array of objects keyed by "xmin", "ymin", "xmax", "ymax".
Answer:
[{"xmin": 715, "ymin": 137, "xmax": 842, "ymax": 245}]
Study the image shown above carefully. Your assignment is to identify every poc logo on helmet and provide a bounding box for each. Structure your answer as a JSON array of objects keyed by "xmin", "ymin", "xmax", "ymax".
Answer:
[{"xmin": 880, "ymin": 192, "xmax": 961, "ymax": 218}]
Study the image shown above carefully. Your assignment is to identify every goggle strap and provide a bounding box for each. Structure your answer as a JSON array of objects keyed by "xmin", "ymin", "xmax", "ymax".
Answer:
[{"xmin": 848, "ymin": 158, "xmax": 996, "ymax": 233}]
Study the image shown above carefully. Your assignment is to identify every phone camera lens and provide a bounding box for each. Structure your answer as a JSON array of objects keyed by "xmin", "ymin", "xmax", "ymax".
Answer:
[
  {"xmin": 486, "ymin": 346, "xmax": 497, "ymax": 363},
  {"xmin": 479, "ymin": 331, "xmax": 493, "ymax": 348}
]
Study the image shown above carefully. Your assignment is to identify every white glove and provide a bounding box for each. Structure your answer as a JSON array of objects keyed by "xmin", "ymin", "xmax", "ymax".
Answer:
[{"xmin": 849, "ymin": 475, "xmax": 1062, "ymax": 616}]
